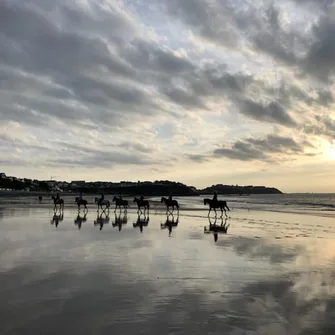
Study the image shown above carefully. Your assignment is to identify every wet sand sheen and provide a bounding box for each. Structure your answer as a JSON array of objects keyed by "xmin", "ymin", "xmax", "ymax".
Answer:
[{"xmin": 1, "ymin": 205, "xmax": 335, "ymax": 334}]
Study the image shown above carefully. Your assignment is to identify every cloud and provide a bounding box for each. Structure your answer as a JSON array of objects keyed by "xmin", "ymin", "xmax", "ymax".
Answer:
[
  {"xmin": 214, "ymin": 134, "xmax": 311, "ymax": 161},
  {"xmin": 238, "ymin": 99, "xmax": 296, "ymax": 126},
  {"xmin": 0, "ymin": 0, "xmax": 334, "ymax": 187}
]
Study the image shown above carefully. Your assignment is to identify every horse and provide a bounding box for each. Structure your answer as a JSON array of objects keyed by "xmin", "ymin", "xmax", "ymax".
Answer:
[
  {"xmin": 51, "ymin": 195, "xmax": 64, "ymax": 210},
  {"xmin": 75, "ymin": 197, "xmax": 88, "ymax": 210},
  {"xmin": 203, "ymin": 198, "xmax": 230, "ymax": 217},
  {"xmin": 133, "ymin": 197, "xmax": 150, "ymax": 213},
  {"xmin": 160, "ymin": 213, "xmax": 179, "ymax": 235},
  {"xmin": 94, "ymin": 197, "xmax": 110, "ymax": 212},
  {"xmin": 161, "ymin": 197, "xmax": 179, "ymax": 214},
  {"xmin": 133, "ymin": 213, "xmax": 150, "ymax": 233},
  {"xmin": 112, "ymin": 196, "xmax": 128, "ymax": 212}
]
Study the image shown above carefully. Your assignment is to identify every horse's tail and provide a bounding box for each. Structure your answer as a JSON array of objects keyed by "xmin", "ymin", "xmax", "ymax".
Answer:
[
  {"xmin": 175, "ymin": 201, "xmax": 179, "ymax": 209},
  {"xmin": 225, "ymin": 201, "xmax": 230, "ymax": 211}
]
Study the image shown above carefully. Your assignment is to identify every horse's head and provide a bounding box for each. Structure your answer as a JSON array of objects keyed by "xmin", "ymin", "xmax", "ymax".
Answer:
[
  {"xmin": 112, "ymin": 196, "xmax": 117, "ymax": 202},
  {"xmin": 75, "ymin": 197, "xmax": 79, "ymax": 202},
  {"xmin": 161, "ymin": 197, "xmax": 165, "ymax": 203},
  {"xmin": 94, "ymin": 197, "xmax": 98, "ymax": 203},
  {"xmin": 204, "ymin": 198, "xmax": 209, "ymax": 205},
  {"xmin": 133, "ymin": 197, "xmax": 137, "ymax": 202}
]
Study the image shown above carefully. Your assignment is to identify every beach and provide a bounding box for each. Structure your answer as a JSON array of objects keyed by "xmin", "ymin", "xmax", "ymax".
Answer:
[{"xmin": 1, "ymin": 194, "xmax": 335, "ymax": 334}]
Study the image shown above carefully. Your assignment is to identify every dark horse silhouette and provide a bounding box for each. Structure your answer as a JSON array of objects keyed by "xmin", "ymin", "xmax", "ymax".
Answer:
[
  {"xmin": 161, "ymin": 197, "xmax": 179, "ymax": 214},
  {"xmin": 133, "ymin": 197, "xmax": 150, "ymax": 213},
  {"xmin": 161, "ymin": 213, "xmax": 179, "ymax": 235},
  {"xmin": 113, "ymin": 196, "xmax": 128, "ymax": 212},
  {"xmin": 94, "ymin": 197, "xmax": 110, "ymax": 213},
  {"xmin": 204, "ymin": 198, "xmax": 230, "ymax": 217},
  {"xmin": 75, "ymin": 197, "xmax": 88, "ymax": 210},
  {"xmin": 51, "ymin": 195, "xmax": 64, "ymax": 211},
  {"xmin": 133, "ymin": 213, "xmax": 150, "ymax": 233}
]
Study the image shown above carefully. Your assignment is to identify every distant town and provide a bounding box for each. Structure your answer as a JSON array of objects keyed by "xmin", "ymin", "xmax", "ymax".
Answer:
[{"xmin": 0, "ymin": 172, "xmax": 283, "ymax": 196}]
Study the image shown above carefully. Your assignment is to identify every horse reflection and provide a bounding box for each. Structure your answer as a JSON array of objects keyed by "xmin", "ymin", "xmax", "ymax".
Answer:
[
  {"xmin": 112, "ymin": 212, "xmax": 128, "ymax": 231},
  {"xmin": 161, "ymin": 214, "xmax": 179, "ymax": 236},
  {"xmin": 50, "ymin": 209, "xmax": 64, "ymax": 228},
  {"xmin": 133, "ymin": 213, "xmax": 150, "ymax": 233},
  {"xmin": 74, "ymin": 211, "xmax": 87, "ymax": 230},
  {"xmin": 204, "ymin": 216, "xmax": 230, "ymax": 242},
  {"xmin": 94, "ymin": 213, "xmax": 110, "ymax": 230}
]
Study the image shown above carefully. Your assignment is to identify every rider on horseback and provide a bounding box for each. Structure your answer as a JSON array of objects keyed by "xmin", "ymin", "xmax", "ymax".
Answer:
[
  {"xmin": 79, "ymin": 191, "xmax": 83, "ymax": 200},
  {"xmin": 212, "ymin": 191, "xmax": 218, "ymax": 204},
  {"xmin": 140, "ymin": 195, "xmax": 144, "ymax": 202},
  {"xmin": 99, "ymin": 193, "xmax": 104, "ymax": 204},
  {"xmin": 56, "ymin": 193, "xmax": 60, "ymax": 201},
  {"xmin": 168, "ymin": 193, "xmax": 173, "ymax": 202}
]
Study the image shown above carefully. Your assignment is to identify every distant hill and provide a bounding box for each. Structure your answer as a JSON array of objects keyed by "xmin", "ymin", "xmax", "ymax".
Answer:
[
  {"xmin": 0, "ymin": 173, "xmax": 282, "ymax": 196},
  {"xmin": 200, "ymin": 184, "xmax": 282, "ymax": 195}
]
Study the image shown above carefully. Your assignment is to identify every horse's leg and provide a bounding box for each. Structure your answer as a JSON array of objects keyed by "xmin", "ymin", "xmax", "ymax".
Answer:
[{"xmin": 224, "ymin": 207, "xmax": 227, "ymax": 217}]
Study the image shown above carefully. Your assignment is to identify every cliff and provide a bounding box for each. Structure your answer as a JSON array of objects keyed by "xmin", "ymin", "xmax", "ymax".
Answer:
[{"xmin": 200, "ymin": 184, "xmax": 282, "ymax": 195}]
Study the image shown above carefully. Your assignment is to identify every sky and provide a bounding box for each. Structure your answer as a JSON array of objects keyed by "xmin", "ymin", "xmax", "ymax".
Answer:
[{"xmin": 1, "ymin": 0, "xmax": 335, "ymax": 192}]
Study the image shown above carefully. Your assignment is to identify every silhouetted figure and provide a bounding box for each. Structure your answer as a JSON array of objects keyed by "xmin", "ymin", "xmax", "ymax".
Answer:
[
  {"xmin": 212, "ymin": 191, "xmax": 218, "ymax": 204},
  {"xmin": 38, "ymin": 196, "xmax": 42, "ymax": 202},
  {"xmin": 100, "ymin": 193, "xmax": 104, "ymax": 203},
  {"xmin": 56, "ymin": 192, "xmax": 60, "ymax": 201},
  {"xmin": 140, "ymin": 195, "xmax": 144, "ymax": 201},
  {"xmin": 79, "ymin": 191, "xmax": 83, "ymax": 200},
  {"xmin": 168, "ymin": 193, "xmax": 173, "ymax": 202}
]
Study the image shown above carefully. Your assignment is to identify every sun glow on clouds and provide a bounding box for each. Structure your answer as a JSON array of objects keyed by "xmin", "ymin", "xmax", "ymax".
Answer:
[{"xmin": 0, "ymin": 0, "xmax": 335, "ymax": 192}]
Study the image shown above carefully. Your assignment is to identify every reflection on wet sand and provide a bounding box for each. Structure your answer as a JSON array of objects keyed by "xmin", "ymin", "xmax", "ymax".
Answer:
[
  {"xmin": 133, "ymin": 213, "xmax": 150, "ymax": 233},
  {"xmin": 4, "ymin": 205, "xmax": 335, "ymax": 334},
  {"xmin": 74, "ymin": 211, "xmax": 88, "ymax": 230},
  {"xmin": 112, "ymin": 212, "xmax": 128, "ymax": 231},
  {"xmin": 204, "ymin": 216, "xmax": 230, "ymax": 242},
  {"xmin": 50, "ymin": 209, "xmax": 64, "ymax": 228},
  {"xmin": 94, "ymin": 213, "xmax": 110, "ymax": 230},
  {"xmin": 161, "ymin": 214, "xmax": 179, "ymax": 236}
]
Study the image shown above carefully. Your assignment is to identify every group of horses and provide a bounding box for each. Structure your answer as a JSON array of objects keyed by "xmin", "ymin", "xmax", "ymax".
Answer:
[{"xmin": 51, "ymin": 194, "xmax": 230, "ymax": 217}]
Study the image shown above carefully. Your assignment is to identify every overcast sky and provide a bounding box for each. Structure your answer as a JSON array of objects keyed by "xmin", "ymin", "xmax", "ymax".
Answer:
[{"xmin": 1, "ymin": 0, "xmax": 335, "ymax": 192}]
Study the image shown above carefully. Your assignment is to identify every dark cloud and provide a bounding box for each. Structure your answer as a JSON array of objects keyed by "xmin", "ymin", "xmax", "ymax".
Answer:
[
  {"xmin": 303, "ymin": 16, "xmax": 335, "ymax": 81},
  {"xmin": 162, "ymin": 0, "xmax": 239, "ymax": 48},
  {"xmin": 187, "ymin": 154, "xmax": 209, "ymax": 163},
  {"xmin": 214, "ymin": 134, "xmax": 309, "ymax": 161},
  {"xmin": 238, "ymin": 99, "xmax": 296, "ymax": 126},
  {"xmin": 52, "ymin": 142, "xmax": 152, "ymax": 167},
  {"xmin": 303, "ymin": 115, "xmax": 335, "ymax": 140}
]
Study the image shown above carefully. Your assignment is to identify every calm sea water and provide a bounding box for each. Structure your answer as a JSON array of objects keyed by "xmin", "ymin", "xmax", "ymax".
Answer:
[
  {"xmin": 1, "ymin": 194, "xmax": 335, "ymax": 334},
  {"xmin": 1, "ymin": 193, "xmax": 334, "ymax": 217}
]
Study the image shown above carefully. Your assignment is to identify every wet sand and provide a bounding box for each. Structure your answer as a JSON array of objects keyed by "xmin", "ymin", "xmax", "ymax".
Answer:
[{"xmin": 1, "ymin": 203, "xmax": 335, "ymax": 334}]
